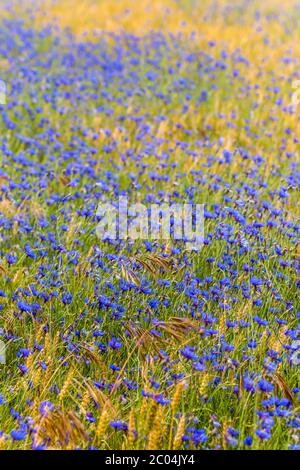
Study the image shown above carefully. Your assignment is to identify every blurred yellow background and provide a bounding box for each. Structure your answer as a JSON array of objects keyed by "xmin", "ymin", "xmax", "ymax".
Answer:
[
  {"xmin": 8, "ymin": 0, "xmax": 300, "ymax": 42},
  {"xmin": 2, "ymin": 0, "xmax": 295, "ymax": 65}
]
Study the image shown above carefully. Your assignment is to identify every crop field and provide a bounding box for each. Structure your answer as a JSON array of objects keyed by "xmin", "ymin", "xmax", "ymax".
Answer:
[{"xmin": 0, "ymin": 0, "xmax": 299, "ymax": 451}]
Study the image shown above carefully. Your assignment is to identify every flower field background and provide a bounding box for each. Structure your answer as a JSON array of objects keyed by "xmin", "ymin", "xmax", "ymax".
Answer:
[{"xmin": 0, "ymin": 0, "xmax": 299, "ymax": 450}]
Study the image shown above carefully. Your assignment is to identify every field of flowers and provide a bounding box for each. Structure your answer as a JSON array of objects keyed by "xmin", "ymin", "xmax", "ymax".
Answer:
[{"xmin": 0, "ymin": 0, "xmax": 299, "ymax": 451}]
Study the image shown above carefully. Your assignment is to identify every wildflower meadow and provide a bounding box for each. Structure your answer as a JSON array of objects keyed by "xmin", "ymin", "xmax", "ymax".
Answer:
[{"xmin": 0, "ymin": 0, "xmax": 299, "ymax": 451}]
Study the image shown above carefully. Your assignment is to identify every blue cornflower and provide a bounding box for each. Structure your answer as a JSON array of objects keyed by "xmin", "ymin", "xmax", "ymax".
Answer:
[
  {"xmin": 148, "ymin": 298, "xmax": 160, "ymax": 309},
  {"xmin": 6, "ymin": 254, "xmax": 17, "ymax": 265},
  {"xmin": 62, "ymin": 292, "xmax": 73, "ymax": 305},
  {"xmin": 39, "ymin": 401, "xmax": 54, "ymax": 416},
  {"xmin": 17, "ymin": 301, "xmax": 33, "ymax": 313},
  {"xmin": 110, "ymin": 420, "xmax": 128, "ymax": 431},
  {"xmin": 244, "ymin": 436, "xmax": 253, "ymax": 446},
  {"xmin": 108, "ymin": 337, "xmax": 122, "ymax": 349},
  {"xmin": 256, "ymin": 428, "xmax": 272, "ymax": 440},
  {"xmin": 257, "ymin": 379, "xmax": 274, "ymax": 393},
  {"xmin": 223, "ymin": 150, "xmax": 232, "ymax": 164},
  {"xmin": 11, "ymin": 428, "xmax": 27, "ymax": 441}
]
